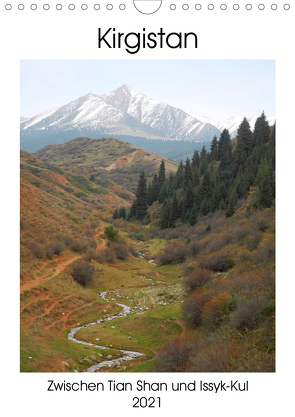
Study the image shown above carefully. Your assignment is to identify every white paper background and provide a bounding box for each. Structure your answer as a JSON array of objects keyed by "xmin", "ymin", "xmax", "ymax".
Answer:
[{"xmin": 1, "ymin": 2, "xmax": 294, "ymax": 416}]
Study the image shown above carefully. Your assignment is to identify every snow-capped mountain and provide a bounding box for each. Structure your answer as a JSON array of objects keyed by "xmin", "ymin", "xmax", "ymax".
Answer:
[
  {"xmin": 213, "ymin": 115, "xmax": 275, "ymax": 138},
  {"xmin": 20, "ymin": 85, "xmax": 275, "ymax": 154},
  {"xmin": 195, "ymin": 115, "xmax": 275, "ymax": 138},
  {"xmin": 20, "ymin": 85, "xmax": 220, "ymax": 149}
]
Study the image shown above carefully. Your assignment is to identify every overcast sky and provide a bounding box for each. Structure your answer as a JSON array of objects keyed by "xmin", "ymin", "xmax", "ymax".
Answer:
[{"xmin": 20, "ymin": 60, "xmax": 275, "ymax": 121}]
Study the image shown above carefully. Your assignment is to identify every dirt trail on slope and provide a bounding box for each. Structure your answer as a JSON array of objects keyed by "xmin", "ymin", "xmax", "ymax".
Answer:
[
  {"xmin": 20, "ymin": 255, "xmax": 81, "ymax": 293},
  {"xmin": 95, "ymin": 226, "xmax": 107, "ymax": 252}
]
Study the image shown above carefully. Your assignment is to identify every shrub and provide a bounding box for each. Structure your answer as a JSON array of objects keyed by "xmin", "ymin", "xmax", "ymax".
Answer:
[
  {"xmin": 182, "ymin": 290, "xmax": 209, "ymax": 327},
  {"xmin": 200, "ymin": 232, "xmax": 232, "ymax": 254},
  {"xmin": 84, "ymin": 229, "xmax": 94, "ymax": 238},
  {"xmin": 71, "ymin": 239, "xmax": 88, "ymax": 253},
  {"xmin": 156, "ymin": 338, "xmax": 192, "ymax": 372},
  {"xmin": 29, "ymin": 241, "xmax": 46, "ymax": 258},
  {"xmin": 71, "ymin": 259, "xmax": 94, "ymax": 287},
  {"xmin": 83, "ymin": 248, "xmax": 97, "ymax": 262},
  {"xmin": 242, "ymin": 230, "xmax": 262, "ymax": 250},
  {"xmin": 47, "ymin": 240, "xmax": 65, "ymax": 255},
  {"xmin": 156, "ymin": 244, "xmax": 188, "ymax": 265},
  {"xmin": 127, "ymin": 232, "xmax": 146, "ymax": 241},
  {"xmin": 115, "ymin": 245, "xmax": 129, "ymax": 261},
  {"xmin": 199, "ymin": 247, "xmax": 235, "ymax": 271},
  {"xmin": 184, "ymin": 268, "xmax": 213, "ymax": 292},
  {"xmin": 190, "ymin": 338, "xmax": 246, "ymax": 372},
  {"xmin": 104, "ymin": 226, "xmax": 119, "ymax": 242},
  {"xmin": 102, "ymin": 249, "xmax": 116, "ymax": 264},
  {"xmin": 255, "ymin": 235, "xmax": 275, "ymax": 264},
  {"xmin": 229, "ymin": 297, "xmax": 268, "ymax": 331},
  {"xmin": 63, "ymin": 234, "xmax": 74, "ymax": 247},
  {"xmin": 20, "ymin": 218, "xmax": 26, "ymax": 230},
  {"xmin": 202, "ymin": 292, "xmax": 231, "ymax": 327}
]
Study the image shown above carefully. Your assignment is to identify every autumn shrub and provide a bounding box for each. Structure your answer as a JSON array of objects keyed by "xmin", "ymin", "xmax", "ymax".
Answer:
[
  {"xmin": 62, "ymin": 234, "xmax": 74, "ymax": 247},
  {"xmin": 158, "ymin": 228, "xmax": 180, "ymax": 241},
  {"xmin": 156, "ymin": 244, "xmax": 188, "ymax": 265},
  {"xmin": 90, "ymin": 220, "xmax": 100, "ymax": 229},
  {"xmin": 255, "ymin": 235, "xmax": 275, "ymax": 264},
  {"xmin": 71, "ymin": 259, "xmax": 94, "ymax": 287},
  {"xmin": 224, "ymin": 266, "xmax": 273, "ymax": 295},
  {"xmin": 108, "ymin": 241, "xmax": 129, "ymax": 261},
  {"xmin": 251, "ymin": 210, "xmax": 272, "ymax": 232},
  {"xmin": 46, "ymin": 240, "xmax": 65, "ymax": 256},
  {"xmin": 127, "ymin": 223, "xmax": 139, "ymax": 233},
  {"xmin": 130, "ymin": 246, "xmax": 139, "ymax": 257},
  {"xmin": 242, "ymin": 230, "xmax": 262, "ymax": 250},
  {"xmin": 199, "ymin": 232, "xmax": 232, "ymax": 254},
  {"xmin": 128, "ymin": 232, "xmax": 146, "ymax": 241},
  {"xmin": 115, "ymin": 245, "xmax": 129, "ymax": 260},
  {"xmin": 70, "ymin": 239, "xmax": 88, "ymax": 253},
  {"xmin": 88, "ymin": 239, "xmax": 97, "ymax": 249},
  {"xmin": 29, "ymin": 241, "xmax": 46, "ymax": 258},
  {"xmin": 190, "ymin": 338, "xmax": 247, "ymax": 372},
  {"xmin": 229, "ymin": 297, "xmax": 268, "ymax": 331},
  {"xmin": 155, "ymin": 337, "xmax": 192, "ymax": 372},
  {"xmin": 102, "ymin": 249, "xmax": 116, "ymax": 264},
  {"xmin": 146, "ymin": 227, "xmax": 159, "ymax": 239},
  {"xmin": 188, "ymin": 241, "xmax": 199, "ymax": 257},
  {"xmin": 184, "ymin": 268, "xmax": 213, "ymax": 292},
  {"xmin": 84, "ymin": 228, "xmax": 94, "ymax": 238},
  {"xmin": 182, "ymin": 290, "xmax": 209, "ymax": 327},
  {"xmin": 202, "ymin": 291, "xmax": 231, "ymax": 327},
  {"xmin": 83, "ymin": 247, "xmax": 98, "ymax": 262},
  {"xmin": 198, "ymin": 246, "xmax": 235, "ymax": 272},
  {"xmin": 20, "ymin": 218, "xmax": 26, "ymax": 230}
]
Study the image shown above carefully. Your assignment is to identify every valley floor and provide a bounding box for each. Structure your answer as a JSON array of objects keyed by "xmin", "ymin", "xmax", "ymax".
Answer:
[{"xmin": 20, "ymin": 232, "xmax": 185, "ymax": 372}]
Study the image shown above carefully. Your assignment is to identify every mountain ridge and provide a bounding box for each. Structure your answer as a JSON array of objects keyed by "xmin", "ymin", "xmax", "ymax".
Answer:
[
  {"xmin": 20, "ymin": 85, "xmax": 220, "ymax": 150},
  {"xmin": 20, "ymin": 84, "xmax": 275, "ymax": 154}
]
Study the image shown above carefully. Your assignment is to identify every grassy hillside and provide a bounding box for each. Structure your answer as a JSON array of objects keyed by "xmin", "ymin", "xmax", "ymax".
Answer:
[
  {"xmin": 20, "ymin": 147, "xmax": 182, "ymax": 372},
  {"xmin": 20, "ymin": 125, "xmax": 275, "ymax": 373},
  {"xmin": 34, "ymin": 137, "xmax": 178, "ymax": 193}
]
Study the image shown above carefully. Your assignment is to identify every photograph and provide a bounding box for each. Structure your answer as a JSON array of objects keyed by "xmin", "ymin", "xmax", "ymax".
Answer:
[{"xmin": 20, "ymin": 59, "xmax": 275, "ymax": 373}]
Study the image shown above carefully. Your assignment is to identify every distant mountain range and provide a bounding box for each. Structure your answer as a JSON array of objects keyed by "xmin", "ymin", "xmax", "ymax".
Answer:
[{"xmin": 20, "ymin": 84, "xmax": 275, "ymax": 157}]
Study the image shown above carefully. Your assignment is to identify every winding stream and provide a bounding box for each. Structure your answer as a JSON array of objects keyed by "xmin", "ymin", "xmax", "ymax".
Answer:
[{"xmin": 67, "ymin": 291, "xmax": 144, "ymax": 372}]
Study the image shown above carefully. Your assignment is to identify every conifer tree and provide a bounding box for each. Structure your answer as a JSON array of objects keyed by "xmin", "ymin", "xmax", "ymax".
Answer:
[
  {"xmin": 119, "ymin": 207, "xmax": 126, "ymax": 220},
  {"xmin": 219, "ymin": 198, "xmax": 225, "ymax": 211},
  {"xmin": 112, "ymin": 208, "xmax": 119, "ymax": 220},
  {"xmin": 253, "ymin": 111, "xmax": 270, "ymax": 147},
  {"xmin": 191, "ymin": 150, "xmax": 200, "ymax": 171},
  {"xmin": 225, "ymin": 189, "xmax": 237, "ymax": 217},
  {"xmin": 199, "ymin": 170, "xmax": 212, "ymax": 201},
  {"xmin": 159, "ymin": 200, "xmax": 170, "ymax": 229},
  {"xmin": 169, "ymin": 193, "xmax": 179, "ymax": 227},
  {"xmin": 217, "ymin": 129, "xmax": 231, "ymax": 162},
  {"xmin": 158, "ymin": 160, "xmax": 166, "ymax": 190},
  {"xmin": 147, "ymin": 183, "xmax": 154, "ymax": 206},
  {"xmin": 182, "ymin": 181, "xmax": 194, "ymax": 221},
  {"xmin": 236, "ymin": 117, "xmax": 253, "ymax": 156},
  {"xmin": 210, "ymin": 136, "xmax": 218, "ymax": 161},
  {"xmin": 200, "ymin": 198, "xmax": 210, "ymax": 216},
  {"xmin": 193, "ymin": 169, "xmax": 200, "ymax": 187},
  {"xmin": 176, "ymin": 160, "xmax": 184, "ymax": 188},
  {"xmin": 128, "ymin": 200, "xmax": 137, "ymax": 219},
  {"xmin": 184, "ymin": 157, "xmax": 193, "ymax": 188},
  {"xmin": 135, "ymin": 170, "xmax": 148, "ymax": 220},
  {"xmin": 158, "ymin": 184, "xmax": 168, "ymax": 203},
  {"xmin": 188, "ymin": 203, "xmax": 198, "ymax": 226},
  {"xmin": 200, "ymin": 145, "xmax": 208, "ymax": 174},
  {"xmin": 255, "ymin": 160, "xmax": 273, "ymax": 208},
  {"xmin": 151, "ymin": 173, "xmax": 160, "ymax": 202}
]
